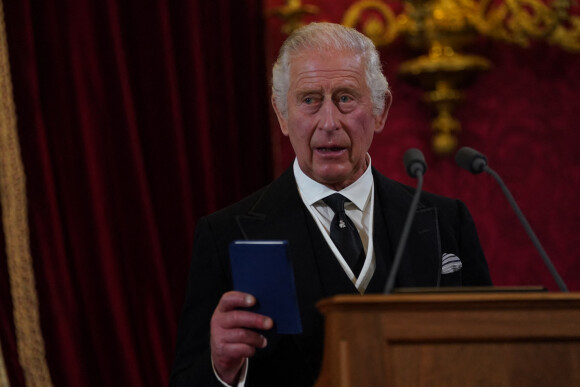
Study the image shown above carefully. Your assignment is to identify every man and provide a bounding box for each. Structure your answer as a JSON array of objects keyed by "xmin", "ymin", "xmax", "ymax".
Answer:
[{"xmin": 170, "ymin": 22, "xmax": 491, "ymax": 386}]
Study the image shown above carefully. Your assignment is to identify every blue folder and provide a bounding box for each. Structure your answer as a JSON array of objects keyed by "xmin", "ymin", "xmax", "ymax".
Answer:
[{"xmin": 229, "ymin": 240, "xmax": 303, "ymax": 334}]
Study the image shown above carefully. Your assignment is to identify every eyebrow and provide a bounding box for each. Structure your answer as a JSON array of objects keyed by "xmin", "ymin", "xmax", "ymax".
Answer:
[
  {"xmin": 294, "ymin": 85, "xmax": 362, "ymax": 98},
  {"xmin": 332, "ymin": 86, "xmax": 362, "ymax": 98},
  {"xmin": 294, "ymin": 88, "xmax": 323, "ymax": 102},
  {"xmin": 295, "ymin": 87, "xmax": 323, "ymax": 95}
]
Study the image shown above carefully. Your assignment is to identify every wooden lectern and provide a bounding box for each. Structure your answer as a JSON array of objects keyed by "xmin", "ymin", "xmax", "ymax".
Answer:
[{"xmin": 315, "ymin": 291, "xmax": 580, "ymax": 386}]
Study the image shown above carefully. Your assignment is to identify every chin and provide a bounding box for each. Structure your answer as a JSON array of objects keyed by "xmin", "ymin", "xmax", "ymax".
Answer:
[{"xmin": 315, "ymin": 170, "xmax": 352, "ymax": 188}]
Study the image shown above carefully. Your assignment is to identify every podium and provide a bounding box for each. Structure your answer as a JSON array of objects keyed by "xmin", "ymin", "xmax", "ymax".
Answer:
[{"xmin": 314, "ymin": 291, "xmax": 580, "ymax": 386}]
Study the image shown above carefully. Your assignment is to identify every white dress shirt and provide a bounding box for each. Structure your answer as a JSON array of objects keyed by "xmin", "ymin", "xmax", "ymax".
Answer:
[{"xmin": 293, "ymin": 156, "xmax": 376, "ymax": 293}]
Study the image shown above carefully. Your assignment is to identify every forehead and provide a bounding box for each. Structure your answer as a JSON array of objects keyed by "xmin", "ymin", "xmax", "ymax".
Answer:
[{"xmin": 288, "ymin": 49, "xmax": 366, "ymax": 90}]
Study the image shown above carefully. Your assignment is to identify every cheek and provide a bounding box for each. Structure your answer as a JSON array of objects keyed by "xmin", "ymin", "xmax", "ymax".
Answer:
[
  {"xmin": 349, "ymin": 114, "xmax": 376, "ymax": 145},
  {"xmin": 288, "ymin": 117, "xmax": 314, "ymax": 141}
]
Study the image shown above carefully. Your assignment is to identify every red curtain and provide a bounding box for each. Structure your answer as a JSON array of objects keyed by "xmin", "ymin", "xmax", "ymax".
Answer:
[{"xmin": 1, "ymin": 0, "xmax": 271, "ymax": 386}]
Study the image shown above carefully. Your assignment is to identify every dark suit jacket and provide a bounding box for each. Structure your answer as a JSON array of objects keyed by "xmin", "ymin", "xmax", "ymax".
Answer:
[{"xmin": 170, "ymin": 167, "xmax": 492, "ymax": 386}]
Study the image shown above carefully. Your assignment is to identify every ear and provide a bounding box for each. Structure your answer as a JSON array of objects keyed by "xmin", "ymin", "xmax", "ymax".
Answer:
[
  {"xmin": 272, "ymin": 95, "xmax": 289, "ymax": 136},
  {"xmin": 374, "ymin": 90, "xmax": 392, "ymax": 134}
]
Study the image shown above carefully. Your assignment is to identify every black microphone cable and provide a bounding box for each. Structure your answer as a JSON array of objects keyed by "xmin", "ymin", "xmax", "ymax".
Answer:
[
  {"xmin": 455, "ymin": 146, "xmax": 568, "ymax": 292},
  {"xmin": 384, "ymin": 148, "xmax": 427, "ymax": 294}
]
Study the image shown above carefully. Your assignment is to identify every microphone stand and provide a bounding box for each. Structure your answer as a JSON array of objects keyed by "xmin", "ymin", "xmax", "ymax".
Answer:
[
  {"xmin": 483, "ymin": 165, "xmax": 568, "ymax": 292},
  {"xmin": 384, "ymin": 149, "xmax": 425, "ymax": 294},
  {"xmin": 455, "ymin": 146, "xmax": 568, "ymax": 292}
]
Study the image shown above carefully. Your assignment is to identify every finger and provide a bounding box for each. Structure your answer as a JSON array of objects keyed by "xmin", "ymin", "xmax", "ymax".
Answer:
[
  {"xmin": 216, "ymin": 309, "xmax": 273, "ymax": 331},
  {"xmin": 216, "ymin": 291, "xmax": 256, "ymax": 312},
  {"xmin": 215, "ymin": 327, "xmax": 268, "ymax": 349},
  {"xmin": 213, "ymin": 292, "xmax": 273, "ymax": 330}
]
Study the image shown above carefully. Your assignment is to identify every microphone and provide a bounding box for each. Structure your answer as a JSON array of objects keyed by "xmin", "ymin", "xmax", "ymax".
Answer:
[
  {"xmin": 403, "ymin": 148, "xmax": 428, "ymax": 178},
  {"xmin": 455, "ymin": 146, "xmax": 568, "ymax": 292},
  {"xmin": 455, "ymin": 146, "xmax": 487, "ymax": 174},
  {"xmin": 384, "ymin": 148, "xmax": 427, "ymax": 294}
]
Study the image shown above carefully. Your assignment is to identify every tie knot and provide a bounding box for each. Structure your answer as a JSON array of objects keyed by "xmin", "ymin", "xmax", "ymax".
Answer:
[{"xmin": 323, "ymin": 193, "xmax": 348, "ymax": 214}]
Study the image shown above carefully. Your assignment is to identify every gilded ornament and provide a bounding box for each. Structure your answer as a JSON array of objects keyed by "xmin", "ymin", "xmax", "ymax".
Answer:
[{"xmin": 268, "ymin": 0, "xmax": 320, "ymax": 35}]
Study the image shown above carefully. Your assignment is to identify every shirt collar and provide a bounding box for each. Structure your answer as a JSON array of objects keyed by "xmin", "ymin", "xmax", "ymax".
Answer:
[{"xmin": 293, "ymin": 155, "xmax": 374, "ymax": 211}]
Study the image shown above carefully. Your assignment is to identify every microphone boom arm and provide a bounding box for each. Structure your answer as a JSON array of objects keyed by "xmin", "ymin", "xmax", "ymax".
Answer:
[
  {"xmin": 484, "ymin": 165, "xmax": 569, "ymax": 292},
  {"xmin": 384, "ymin": 170, "xmax": 424, "ymax": 294}
]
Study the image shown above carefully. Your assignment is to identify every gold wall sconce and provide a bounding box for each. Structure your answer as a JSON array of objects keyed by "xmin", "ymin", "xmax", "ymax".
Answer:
[{"xmin": 267, "ymin": 0, "xmax": 320, "ymax": 35}]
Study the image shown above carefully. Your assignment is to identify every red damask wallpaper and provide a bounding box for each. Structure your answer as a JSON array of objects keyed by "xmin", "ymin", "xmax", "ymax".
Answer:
[{"xmin": 264, "ymin": 0, "xmax": 580, "ymax": 291}]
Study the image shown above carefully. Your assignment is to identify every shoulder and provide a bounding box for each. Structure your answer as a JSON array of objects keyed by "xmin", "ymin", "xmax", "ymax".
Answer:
[
  {"xmin": 371, "ymin": 167, "xmax": 469, "ymax": 219},
  {"xmin": 202, "ymin": 166, "xmax": 296, "ymax": 226}
]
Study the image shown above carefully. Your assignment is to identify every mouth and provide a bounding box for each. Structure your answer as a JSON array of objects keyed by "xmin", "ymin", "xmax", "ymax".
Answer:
[{"xmin": 316, "ymin": 146, "xmax": 346, "ymax": 153}]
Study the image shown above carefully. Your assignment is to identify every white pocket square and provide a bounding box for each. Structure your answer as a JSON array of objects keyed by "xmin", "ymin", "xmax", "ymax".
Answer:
[{"xmin": 442, "ymin": 253, "xmax": 462, "ymax": 274}]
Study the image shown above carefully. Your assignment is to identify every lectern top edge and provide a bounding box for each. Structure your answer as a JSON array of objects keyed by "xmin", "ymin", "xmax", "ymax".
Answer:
[{"xmin": 316, "ymin": 289, "xmax": 580, "ymax": 313}]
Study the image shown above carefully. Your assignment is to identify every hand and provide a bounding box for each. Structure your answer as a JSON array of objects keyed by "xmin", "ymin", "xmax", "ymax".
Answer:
[{"xmin": 210, "ymin": 291, "xmax": 273, "ymax": 385}]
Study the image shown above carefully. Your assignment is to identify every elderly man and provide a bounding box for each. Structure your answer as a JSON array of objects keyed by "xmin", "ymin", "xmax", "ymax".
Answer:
[{"xmin": 170, "ymin": 22, "xmax": 491, "ymax": 386}]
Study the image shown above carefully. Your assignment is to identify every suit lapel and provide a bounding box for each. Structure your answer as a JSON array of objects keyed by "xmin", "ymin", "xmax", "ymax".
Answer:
[
  {"xmin": 401, "ymin": 207, "xmax": 441, "ymax": 286},
  {"xmin": 235, "ymin": 168, "xmax": 325, "ymax": 302},
  {"xmin": 365, "ymin": 186, "xmax": 392, "ymax": 293},
  {"xmin": 372, "ymin": 169, "xmax": 441, "ymax": 288}
]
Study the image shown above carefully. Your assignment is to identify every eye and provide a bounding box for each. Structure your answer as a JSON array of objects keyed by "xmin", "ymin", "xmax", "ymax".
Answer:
[
  {"xmin": 301, "ymin": 95, "xmax": 321, "ymax": 107},
  {"xmin": 338, "ymin": 95, "xmax": 353, "ymax": 103}
]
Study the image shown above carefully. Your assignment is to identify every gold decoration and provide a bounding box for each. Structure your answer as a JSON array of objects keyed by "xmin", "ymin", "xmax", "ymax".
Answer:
[
  {"xmin": 0, "ymin": 0, "xmax": 55, "ymax": 386},
  {"xmin": 342, "ymin": 0, "xmax": 403, "ymax": 46},
  {"xmin": 342, "ymin": 0, "xmax": 580, "ymax": 155},
  {"xmin": 397, "ymin": 42, "xmax": 491, "ymax": 155},
  {"xmin": 0, "ymin": 336, "xmax": 9, "ymax": 387},
  {"xmin": 268, "ymin": 0, "xmax": 320, "ymax": 35}
]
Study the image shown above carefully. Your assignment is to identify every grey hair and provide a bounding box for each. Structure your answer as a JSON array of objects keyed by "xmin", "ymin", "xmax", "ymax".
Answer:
[{"xmin": 272, "ymin": 22, "xmax": 389, "ymax": 118}]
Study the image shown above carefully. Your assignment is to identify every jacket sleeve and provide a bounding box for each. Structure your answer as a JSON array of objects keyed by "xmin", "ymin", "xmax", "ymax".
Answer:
[{"xmin": 170, "ymin": 216, "xmax": 232, "ymax": 387}]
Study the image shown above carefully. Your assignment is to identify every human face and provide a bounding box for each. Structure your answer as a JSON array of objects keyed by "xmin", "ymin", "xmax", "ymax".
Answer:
[{"xmin": 273, "ymin": 49, "xmax": 390, "ymax": 191}]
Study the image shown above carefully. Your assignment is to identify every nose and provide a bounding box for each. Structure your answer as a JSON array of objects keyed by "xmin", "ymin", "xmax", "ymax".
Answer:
[{"xmin": 318, "ymin": 99, "xmax": 340, "ymax": 131}]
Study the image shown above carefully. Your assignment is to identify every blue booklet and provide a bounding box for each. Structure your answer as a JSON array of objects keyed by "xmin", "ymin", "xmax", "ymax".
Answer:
[{"xmin": 229, "ymin": 240, "xmax": 302, "ymax": 334}]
